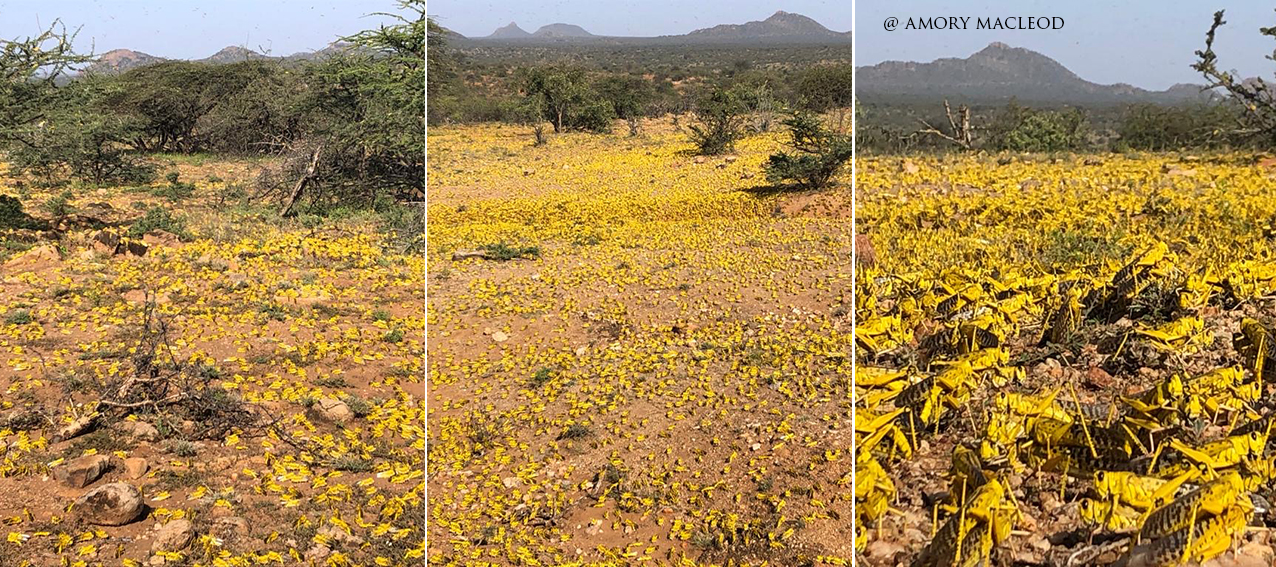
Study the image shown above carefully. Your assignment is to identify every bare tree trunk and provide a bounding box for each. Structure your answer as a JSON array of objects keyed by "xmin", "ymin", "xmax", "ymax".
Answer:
[
  {"xmin": 917, "ymin": 99, "xmax": 973, "ymax": 150},
  {"xmin": 279, "ymin": 144, "xmax": 323, "ymax": 217}
]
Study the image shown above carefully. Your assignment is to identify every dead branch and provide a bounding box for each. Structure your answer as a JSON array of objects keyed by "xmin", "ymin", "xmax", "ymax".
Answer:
[
  {"xmin": 917, "ymin": 99, "xmax": 973, "ymax": 150},
  {"xmin": 279, "ymin": 144, "xmax": 324, "ymax": 217}
]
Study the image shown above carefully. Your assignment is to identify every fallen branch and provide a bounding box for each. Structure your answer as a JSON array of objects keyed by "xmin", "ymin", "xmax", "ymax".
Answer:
[{"xmin": 279, "ymin": 144, "xmax": 324, "ymax": 217}]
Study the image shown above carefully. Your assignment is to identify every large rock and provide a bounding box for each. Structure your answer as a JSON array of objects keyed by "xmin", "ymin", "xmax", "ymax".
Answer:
[
  {"xmin": 76, "ymin": 483, "xmax": 145, "ymax": 526},
  {"xmin": 92, "ymin": 230, "xmax": 147, "ymax": 257},
  {"xmin": 3, "ymin": 244, "xmax": 61, "ymax": 271},
  {"xmin": 151, "ymin": 519, "xmax": 195, "ymax": 552},
  {"xmin": 315, "ymin": 398, "xmax": 352, "ymax": 423},
  {"xmin": 55, "ymin": 454, "xmax": 111, "ymax": 488}
]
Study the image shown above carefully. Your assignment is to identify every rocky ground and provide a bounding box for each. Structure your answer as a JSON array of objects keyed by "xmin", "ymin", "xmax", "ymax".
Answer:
[{"xmin": 0, "ymin": 158, "xmax": 424, "ymax": 566}]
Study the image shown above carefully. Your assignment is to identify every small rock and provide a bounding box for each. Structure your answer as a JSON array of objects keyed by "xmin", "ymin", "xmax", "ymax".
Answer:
[
  {"xmin": 750, "ymin": 443, "xmax": 762, "ymax": 451},
  {"xmin": 901, "ymin": 160, "xmax": 920, "ymax": 174},
  {"xmin": 56, "ymin": 454, "xmax": 111, "ymax": 488},
  {"xmin": 147, "ymin": 555, "xmax": 165, "ymax": 566},
  {"xmin": 1086, "ymin": 366, "xmax": 1115, "ymax": 388},
  {"xmin": 503, "ymin": 477, "xmax": 522, "ymax": 489},
  {"xmin": 76, "ymin": 483, "xmax": 145, "ymax": 526},
  {"xmin": 318, "ymin": 525, "xmax": 363, "ymax": 545},
  {"xmin": 151, "ymin": 519, "xmax": 195, "ymax": 552},
  {"xmin": 122, "ymin": 289, "xmax": 149, "ymax": 304},
  {"xmin": 585, "ymin": 520, "xmax": 603, "ymax": 535},
  {"xmin": 693, "ymin": 156, "xmax": 707, "ymax": 164},
  {"xmin": 855, "ymin": 234, "xmax": 876, "ymax": 267},
  {"xmin": 142, "ymin": 230, "xmax": 182, "ymax": 248},
  {"xmin": 211, "ymin": 516, "xmax": 248, "ymax": 537},
  {"xmin": 316, "ymin": 397, "xmax": 353, "ymax": 423},
  {"xmin": 305, "ymin": 545, "xmax": 331, "ymax": 561},
  {"xmin": 867, "ymin": 539, "xmax": 906, "ymax": 559},
  {"xmin": 1029, "ymin": 534, "xmax": 1051, "ymax": 553},
  {"xmin": 123, "ymin": 457, "xmax": 148, "ymax": 479},
  {"xmin": 491, "ymin": 331, "xmax": 509, "ymax": 343},
  {"xmin": 118, "ymin": 420, "xmax": 160, "ymax": 442}
]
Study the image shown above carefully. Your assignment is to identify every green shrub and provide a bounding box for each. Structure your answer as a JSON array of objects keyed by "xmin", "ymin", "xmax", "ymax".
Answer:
[
  {"xmin": 1118, "ymin": 103, "xmax": 1239, "ymax": 150},
  {"xmin": 688, "ymin": 87, "xmax": 747, "ymax": 155},
  {"xmin": 483, "ymin": 242, "xmax": 540, "ymax": 261},
  {"xmin": 988, "ymin": 103, "xmax": 1087, "ymax": 152},
  {"xmin": 764, "ymin": 111, "xmax": 852, "ymax": 190},
  {"xmin": 128, "ymin": 207, "xmax": 189, "ymax": 239},
  {"xmin": 153, "ymin": 172, "xmax": 196, "ymax": 201},
  {"xmin": 43, "ymin": 190, "xmax": 74, "ymax": 217},
  {"xmin": 3, "ymin": 309, "xmax": 33, "ymax": 326}
]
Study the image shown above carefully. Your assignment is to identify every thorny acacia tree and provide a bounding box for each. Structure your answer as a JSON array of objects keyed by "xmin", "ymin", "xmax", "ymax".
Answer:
[
  {"xmin": 1194, "ymin": 10, "xmax": 1276, "ymax": 144},
  {"xmin": 0, "ymin": 21, "xmax": 91, "ymax": 152},
  {"xmin": 270, "ymin": 0, "xmax": 425, "ymax": 215}
]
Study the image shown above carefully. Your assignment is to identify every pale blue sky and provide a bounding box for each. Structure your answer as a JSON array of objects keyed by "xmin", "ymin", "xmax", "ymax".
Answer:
[
  {"xmin": 858, "ymin": 1, "xmax": 1276, "ymax": 90},
  {"xmin": 427, "ymin": 0, "xmax": 850, "ymax": 38},
  {"xmin": 0, "ymin": 1, "xmax": 400, "ymax": 60}
]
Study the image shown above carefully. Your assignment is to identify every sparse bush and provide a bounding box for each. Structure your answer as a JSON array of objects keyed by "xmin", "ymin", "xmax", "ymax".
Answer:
[
  {"xmin": 988, "ymin": 103, "xmax": 1087, "ymax": 152},
  {"xmin": 523, "ymin": 66, "xmax": 615, "ymax": 133},
  {"xmin": 343, "ymin": 395, "xmax": 373, "ymax": 418},
  {"xmin": 689, "ymin": 87, "xmax": 747, "ymax": 155},
  {"xmin": 3, "ymin": 309, "xmax": 33, "ymax": 325},
  {"xmin": 43, "ymin": 191, "xmax": 75, "ymax": 217},
  {"xmin": 128, "ymin": 206, "xmax": 189, "ymax": 238},
  {"xmin": 1118, "ymin": 103, "xmax": 1239, "ymax": 150},
  {"xmin": 529, "ymin": 367, "xmax": 554, "ymax": 387},
  {"xmin": 483, "ymin": 242, "xmax": 540, "ymax": 261},
  {"xmin": 153, "ymin": 172, "xmax": 196, "ymax": 200},
  {"xmin": 764, "ymin": 111, "xmax": 852, "ymax": 189}
]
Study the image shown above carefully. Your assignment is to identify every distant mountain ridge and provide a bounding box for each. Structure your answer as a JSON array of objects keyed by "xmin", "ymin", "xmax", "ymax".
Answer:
[
  {"xmin": 857, "ymin": 42, "xmax": 1210, "ymax": 104},
  {"xmin": 472, "ymin": 11, "xmax": 849, "ymax": 43},
  {"xmin": 683, "ymin": 11, "xmax": 849, "ymax": 41},
  {"xmin": 81, "ymin": 43, "xmax": 354, "ymax": 75}
]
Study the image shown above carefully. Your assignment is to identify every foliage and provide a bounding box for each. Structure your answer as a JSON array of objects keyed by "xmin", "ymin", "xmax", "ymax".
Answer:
[
  {"xmin": 688, "ymin": 87, "xmax": 747, "ymax": 155},
  {"xmin": 128, "ymin": 206, "xmax": 189, "ymax": 239},
  {"xmin": 0, "ymin": 21, "xmax": 90, "ymax": 146},
  {"xmin": 522, "ymin": 66, "xmax": 615, "ymax": 133},
  {"xmin": 764, "ymin": 111, "xmax": 852, "ymax": 189},
  {"xmin": 1193, "ymin": 10, "xmax": 1276, "ymax": 146},
  {"xmin": 988, "ymin": 102, "xmax": 1087, "ymax": 152},
  {"xmin": 593, "ymin": 75, "xmax": 653, "ymax": 120},
  {"xmin": 1117, "ymin": 103, "xmax": 1240, "ymax": 150},
  {"xmin": 284, "ymin": 0, "xmax": 425, "ymax": 208},
  {"xmin": 6, "ymin": 76, "xmax": 157, "ymax": 185},
  {"xmin": 0, "ymin": 23, "xmax": 153, "ymax": 185},
  {"xmin": 795, "ymin": 64, "xmax": 854, "ymax": 114}
]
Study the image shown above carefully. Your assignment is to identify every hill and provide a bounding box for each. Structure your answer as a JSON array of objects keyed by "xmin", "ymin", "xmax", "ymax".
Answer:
[
  {"xmin": 469, "ymin": 11, "xmax": 849, "ymax": 44},
  {"xmin": 858, "ymin": 42, "xmax": 1208, "ymax": 104}
]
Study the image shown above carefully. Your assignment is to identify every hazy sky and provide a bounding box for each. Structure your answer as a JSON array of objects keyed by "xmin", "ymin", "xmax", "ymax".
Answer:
[
  {"xmin": 428, "ymin": 0, "xmax": 850, "ymax": 38},
  {"xmin": 0, "ymin": 1, "xmax": 400, "ymax": 60},
  {"xmin": 858, "ymin": 1, "xmax": 1276, "ymax": 90}
]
